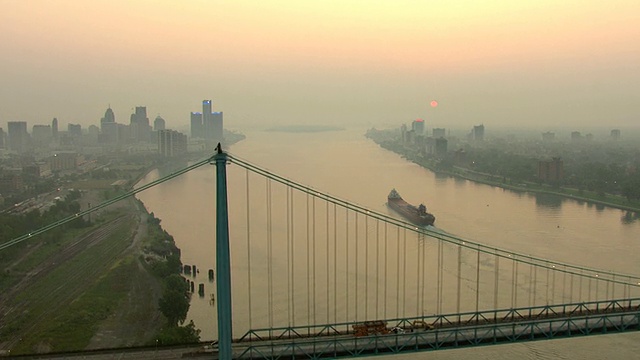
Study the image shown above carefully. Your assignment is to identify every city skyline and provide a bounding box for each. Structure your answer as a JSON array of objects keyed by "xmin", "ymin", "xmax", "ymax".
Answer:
[{"xmin": 1, "ymin": 1, "xmax": 639, "ymax": 130}]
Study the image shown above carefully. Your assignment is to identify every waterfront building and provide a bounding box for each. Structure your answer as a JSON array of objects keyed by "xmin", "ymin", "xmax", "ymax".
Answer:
[
  {"xmin": 158, "ymin": 129, "xmax": 187, "ymax": 157},
  {"xmin": 538, "ymin": 157, "xmax": 564, "ymax": 183},
  {"xmin": 191, "ymin": 100, "xmax": 224, "ymax": 144}
]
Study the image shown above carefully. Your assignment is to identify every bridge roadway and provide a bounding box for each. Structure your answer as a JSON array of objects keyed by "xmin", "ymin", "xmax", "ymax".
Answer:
[{"xmin": 8, "ymin": 300, "xmax": 639, "ymax": 360}]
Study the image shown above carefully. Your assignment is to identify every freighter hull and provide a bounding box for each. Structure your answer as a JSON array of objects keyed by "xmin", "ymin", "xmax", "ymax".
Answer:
[{"xmin": 387, "ymin": 190, "xmax": 435, "ymax": 227}]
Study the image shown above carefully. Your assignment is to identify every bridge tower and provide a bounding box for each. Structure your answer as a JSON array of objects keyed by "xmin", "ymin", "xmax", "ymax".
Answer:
[{"xmin": 214, "ymin": 144, "xmax": 232, "ymax": 360}]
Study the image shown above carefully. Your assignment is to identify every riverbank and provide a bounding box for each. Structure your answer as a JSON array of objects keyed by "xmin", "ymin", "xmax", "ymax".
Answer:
[{"xmin": 376, "ymin": 141, "xmax": 640, "ymax": 215}]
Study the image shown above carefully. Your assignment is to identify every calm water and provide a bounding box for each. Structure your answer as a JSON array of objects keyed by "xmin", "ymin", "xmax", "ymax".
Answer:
[{"xmin": 136, "ymin": 127, "xmax": 640, "ymax": 359}]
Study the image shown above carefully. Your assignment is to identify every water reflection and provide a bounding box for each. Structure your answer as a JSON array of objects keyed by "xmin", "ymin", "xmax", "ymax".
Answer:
[{"xmin": 534, "ymin": 193, "xmax": 563, "ymax": 209}]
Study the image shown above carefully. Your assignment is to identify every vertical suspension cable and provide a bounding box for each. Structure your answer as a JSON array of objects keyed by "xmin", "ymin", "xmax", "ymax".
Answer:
[
  {"xmin": 396, "ymin": 227, "xmax": 401, "ymax": 318},
  {"xmin": 493, "ymin": 252, "xmax": 499, "ymax": 312},
  {"xmin": 570, "ymin": 273, "xmax": 574, "ymax": 303},
  {"xmin": 475, "ymin": 246, "xmax": 480, "ymax": 315},
  {"xmin": 456, "ymin": 244, "xmax": 462, "ymax": 320},
  {"xmin": 416, "ymin": 234, "xmax": 421, "ymax": 317},
  {"xmin": 245, "ymin": 169, "xmax": 252, "ymax": 331},
  {"xmin": 384, "ymin": 222, "xmax": 388, "ymax": 319},
  {"xmin": 595, "ymin": 274, "xmax": 599, "ymax": 301},
  {"xmin": 306, "ymin": 193, "xmax": 310, "ymax": 328},
  {"xmin": 402, "ymin": 228, "xmax": 407, "ymax": 318},
  {"xmin": 533, "ymin": 263, "xmax": 538, "ymax": 307},
  {"xmin": 551, "ymin": 266, "xmax": 556, "ymax": 304},
  {"xmin": 545, "ymin": 262, "xmax": 550, "ymax": 305},
  {"xmin": 421, "ymin": 235, "xmax": 426, "ymax": 317},
  {"xmin": 528, "ymin": 257, "xmax": 534, "ymax": 307},
  {"xmin": 355, "ymin": 213, "xmax": 359, "ymax": 322},
  {"xmin": 375, "ymin": 220, "xmax": 380, "ymax": 319},
  {"xmin": 437, "ymin": 239, "xmax": 443, "ymax": 315},
  {"xmin": 312, "ymin": 195, "xmax": 316, "ymax": 328},
  {"xmin": 333, "ymin": 203, "xmax": 337, "ymax": 325},
  {"xmin": 286, "ymin": 187, "xmax": 292, "ymax": 327},
  {"xmin": 364, "ymin": 215, "xmax": 369, "ymax": 321},
  {"xmin": 266, "ymin": 179, "xmax": 273, "ymax": 329},
  {"xmin": 579, "ymin": 269, "xmax": 583, "ymax": 301},
  {"xmin": 611, "ymin": 273, "xmax": 616, "ymax": 300},
  {"xmin": 290, "ymin": 187, "xmax": 295, "ymax": 326},
  {"xmin": 345, "ymin": 208, "xmax": 350, "ymax": 324},
  {"xmin": 562, "ymin": 266, "xmax": 567, "ymax": 303},
  {"xmin": 326, "ymin": 199, "xmax": 330, "ymax": 324},
  {"xmin": 513, "ymin": 257, "xmax": 518, "ymax": 309}
]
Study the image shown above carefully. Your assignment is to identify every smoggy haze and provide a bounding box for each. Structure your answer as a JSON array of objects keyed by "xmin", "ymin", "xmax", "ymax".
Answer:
[{"xmin": 1, "ymin": 0, "xmax": 639, "ymax": 130}]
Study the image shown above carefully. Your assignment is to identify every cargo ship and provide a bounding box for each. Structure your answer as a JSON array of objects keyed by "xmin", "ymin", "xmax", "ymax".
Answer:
[{"xmin": 387, "ymin": 189, "xmax": 435, "ymax": 227}]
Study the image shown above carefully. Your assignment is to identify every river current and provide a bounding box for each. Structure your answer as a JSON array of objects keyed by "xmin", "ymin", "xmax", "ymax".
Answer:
[{"xmin": 136, "ymin": 127, "xmax": 640, "ymax": 359}]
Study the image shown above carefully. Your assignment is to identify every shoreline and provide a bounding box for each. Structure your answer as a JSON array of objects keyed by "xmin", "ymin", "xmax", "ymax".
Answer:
[{"xmin": 375, "ymin": 142, "xmax": 640, "ymax": 215}]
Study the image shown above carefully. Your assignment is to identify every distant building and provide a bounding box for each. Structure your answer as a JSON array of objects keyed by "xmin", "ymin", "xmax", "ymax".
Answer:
[
  {"xmin": 158, "ymin": 129, "xmax": 187, "ymax": 157},
  {"xmin": 542, "ymin": 131, "xmax": 555, "ymax": 141},
  {"xmin": 154, "ymin": 115, "xmax": 166, "ymax": 131},
  {"xmin": 432, "ymin": 128, "xmax": 446, "ymax": 138},
  {"xmin": 571, "ymin": 131, "xmax": 582, "ymax": 141},
  {"xmin": 51, "ymin": 117, "xmax": 59, "ymax": 141},
  {"xmin": 190, "ymin": 100, "xmax": 224, "ymax": 143},
  {"xmin": 538, "ymin": 157, "xmax": 564, "ymax": 183},
  {"xmin": 8, "ymin": 121, "xmax": 29, "ymax": 153},
  {"xmin": 0, "ymin": 174, "xmax": 24, "ymax": 192},
  {"xmin": 0, "ymin": 127, "xmax": 4, "ymax": 149},
  {"xmin": 130, "ymin": 106, "xmax": 152, "ymax": 142},
  {"xmin": 49, "ymin": 152, "xmax": 78, "ymax": 171},
  {"xmin": 471, "ymin": 124, "xmax": 484, "ymax": 141},
  {"xmin": 190, "ymin": 112, "xmax": 203, "ymax": 138},
  {"xmin": 585, "ymin": 133, "xmax": 594, "ymax": 141},
  {"xmin": 611, "ymin": 129, "xmax": 621, "ymax": 140},
  {"xmin": 100, "ymin": 107, "xmax": 116, "ymax": 130},
  {"xmin": 412, "ymin": 119, "xmax": 425, "ymax": 135},
  {"xmin": 32, "ymin": 124, "xmax": 52, "ymax": 146},
  {"xmin": 435, "ymin": 137, "xmax": 448, "ymax": 156},
  {"xmin": 68, "ymin": 123, "xmax": 82, "ymax": 137}
]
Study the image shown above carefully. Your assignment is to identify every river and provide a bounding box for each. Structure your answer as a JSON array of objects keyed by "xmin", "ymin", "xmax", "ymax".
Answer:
[{"xmin": 136, "ymin": 126, "xmax": 640, "ymax": 359}]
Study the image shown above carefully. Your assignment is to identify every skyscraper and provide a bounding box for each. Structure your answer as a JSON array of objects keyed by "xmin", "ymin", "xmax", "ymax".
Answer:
[
  {"xmin": 52, "ymin": 117, "xmax": 59, "ymax": 140},
  {"xmin": 190, "ymin": 112, "xmax": 203, "ymax": 138},
  {"xmin": 8, "ymin": 121, "xmax": 29, "ymax": 153},
  {"xmin": 191, "ymin": 100, "xmax": 223, "ymax": 143},
  {"xmin": 130, "ymin": 106, "xmax": 151, "ymax": 142},
  {"xmin": 154, "ymin": 115, "xmax": 166, "ymax": 131}
]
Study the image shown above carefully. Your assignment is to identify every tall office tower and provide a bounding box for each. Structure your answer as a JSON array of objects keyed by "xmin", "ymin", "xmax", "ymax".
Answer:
[
  {"xmin": 32, "ymin": 124, "xmax": 52, "ymax": 146},
  {"xmin": 472, "ymin": 124, "xmax": 485, "ymax": 141},
  {"xmin": 0, "ymin": 128, "xmax": 5, "ymax": 149},
  {"xmin": 210, "ymin": 111, "xmax": 223, "ymax": 144},
  {"xmin": 7, "ymin": 121, "xmax": 29, "ymax": 153},
  {"xmin": 52, "ymin": 117, "xmax": 59, "ymax": 140},
  {"xmin": 412, "ymin": 119, "xmax": 425, "ymax": 135},
  {"xmin": 130, "ymin": 106, "xmax": 151, "ymax": 142},
  {"xmin": 190, "ymin": 112, "xmax": 203, "ymax": 138},
  {"xmin": 154, "ymin": 115, "xmax": 166, "ymax": 131}
]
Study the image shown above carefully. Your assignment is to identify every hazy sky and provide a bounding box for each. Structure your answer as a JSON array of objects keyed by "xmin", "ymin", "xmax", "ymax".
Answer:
[{"xmin": 1, "ymin": 0, "xmax": 639, "ymax": 131}]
